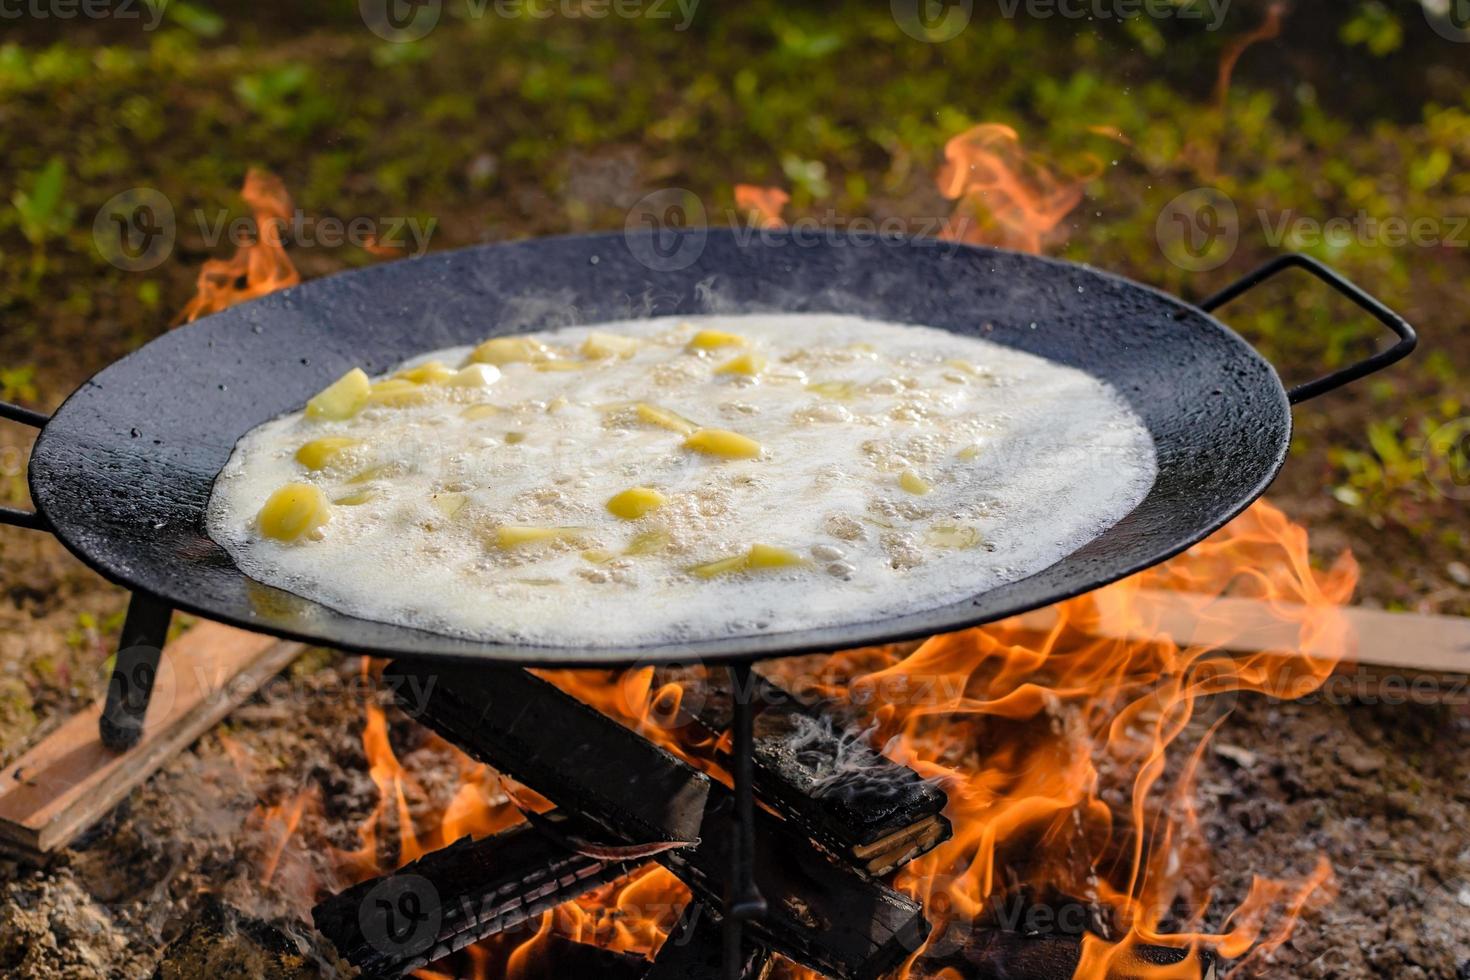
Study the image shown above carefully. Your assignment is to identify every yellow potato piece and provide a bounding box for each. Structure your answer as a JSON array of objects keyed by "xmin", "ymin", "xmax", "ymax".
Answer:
[
  {"xmin": 460, "ymin": 404, "xmax": 501, "ymax": 420},
  {"xmin": 258, "ymin": 483, "xmax": 330, "ymax": 541},
  {"xmin": 926, "ymin": 524, "xmax": 980, "ymax": 549},
  {"xmin": 635, "ymin": 403, "xmax": 698, "ymax": 435},
  {"xmin": 807, "ymin": 380, "xmax": 858, "ymax": 399},
  {"xmin": 450, "ymin": 363, "xmax": 501, "ymax": 387},
  {"xmin": 691, "ymin": 544, "xmax": 806, "ymax": 578},
  {"xmin": 295, "ymin": 437, "xmax": 360, "ymax": 471},
  {"xmin": 956, "ymin": 444, "xmax": 984, "ymax": 461},
  {"xmin": 431, "ymin": 492, "xmax": 468, "ymax": 519},
  {"xmin": 715, "ymin": 352, "xmax": 767, "ymax": 376},
  {"xmin": 332, "ymin": 489, "xmax": 379, "ymax": 506},
  {"xmin": 469, "ymin": 336, "xmax": 554, "ymax": 365},
  {"xmin": 582, "ymin": 331, "xmax": 640, "ymax": 359},
  {"xmin": 348, "ymin": 464, "xmax": 393, "ymax": 484},
  {"xmin": 367, "ymin": 378, "xmax": 430, "ymax": 407},
  {"xmin": 581, "ymin": 548, "xmax": 615, "ymax": 564},
  {"xmin": 684, "ymin": 428, "xmax": 762, "ymax": 459},
  {"xmin": 624, "ymin": 529, "xmax": 670, "ymax": 556},
  {"xmin": 746, "ymin": 544, "xmax": 806, "ymax": 569},
  {"xmin": 606, "ymin": 487, "xmax": 668, "ymax": 520},
  {"xmin": 305, "ymin": 368, "xmax": 370, "ymax": 420},
  {"xmin": 900, "ymin": 470, "xmax": 932, "ymax": 495},
  {"xmin": 394, "ymin": 361, "xmax": 457, "ymax": 385},
  {"xmin": 494, "ymin": 525, "xmax": 582, "ymax": 549},
  {"xmin": 687, "ymin": 329, "xmax": 747, "ymax": 350},
  {"xmin": 534, "ymin": 361, "xmax": 588, "ymax": 373}
]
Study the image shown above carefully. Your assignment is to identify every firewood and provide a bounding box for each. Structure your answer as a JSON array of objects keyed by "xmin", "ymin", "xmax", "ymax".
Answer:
[
  {"xmin": 913, "ymin": 930, "xmax": 1217, "ymax": 979},
  {"xmin": 311, "ymin": 813, "xmax": 640, "ymax": 976},
  {"xmin": 645, "ymin": 903, "xmax": 771, "ymax": 980},
  {"xmin": 386, "ymin": 660, "xmax": 929, "ymax": 980},
  {"xmin": 653, "ymin": 666, "xmax": 951, "ymax": 875}
]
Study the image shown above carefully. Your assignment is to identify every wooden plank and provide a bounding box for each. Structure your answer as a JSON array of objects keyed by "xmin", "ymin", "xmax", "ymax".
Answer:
[
  {"xmin": 1008, "ymin": 591, "xmax": 1470, "ymax": 675},
  {"xmin": 0, "ymin": 622, "xmax": 304, "ymax": 857}
]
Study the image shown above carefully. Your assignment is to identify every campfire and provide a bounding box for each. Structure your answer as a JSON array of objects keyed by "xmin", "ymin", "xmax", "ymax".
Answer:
[{"xmin": 160, "ymin": 127, "xmax": 1359, "ymax": 980}]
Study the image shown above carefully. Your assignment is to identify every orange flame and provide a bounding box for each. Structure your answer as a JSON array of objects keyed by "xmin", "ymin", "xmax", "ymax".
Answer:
[
  {"xmin": 770, "ymin": 499, "xmax": 1353, "ymax": 980},
  {"xmin": 735, "ymin": 184, "xmax": 790, "ymax": 229},
  {"xmin": 936, "ymin": 124, "xmax": 1087, "ymax": 253},
  {"xmin": 175, "ymin": 168, "xmax": 300, "ymax": 324}
]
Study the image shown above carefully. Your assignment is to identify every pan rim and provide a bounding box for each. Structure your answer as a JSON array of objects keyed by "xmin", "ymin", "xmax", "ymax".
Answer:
[{"xmin": 29, "ymin": 230, "xmax": 1292, "ymax": 667}]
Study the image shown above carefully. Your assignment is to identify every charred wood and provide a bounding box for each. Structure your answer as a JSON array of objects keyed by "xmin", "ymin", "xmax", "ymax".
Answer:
[
  {"xmin": 311, "ymin": 813, "xmax": 639, "ymax": 977},
  {"xmin": 913, "ymin": 931, "xmax": 1217, "ymax": 979},
  {"xmin": 654, "ymin": 665, "xmax": 951, "ymax": 875},
  {"xmin": 645, "ymin": 903, "xmax": 771, "ymax": 980},
  {"xmin": 388, "ymin": 659, "xmax": 929, "ymax": 980}
]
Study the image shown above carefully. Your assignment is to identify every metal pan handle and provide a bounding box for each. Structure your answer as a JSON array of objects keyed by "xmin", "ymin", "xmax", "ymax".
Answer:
[
  {"xmin": 0, "ymin": 401, "xmax": 50, "ymax": 531},
  {"xmin": 1198, "ymin": 253, "xmax": 1418, "ymax": 404}
]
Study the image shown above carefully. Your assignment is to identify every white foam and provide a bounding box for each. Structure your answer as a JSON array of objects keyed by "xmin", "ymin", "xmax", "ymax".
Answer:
[{"xmin": 205, "ymin": 314, "xmax": 1156, "ymax": 651}]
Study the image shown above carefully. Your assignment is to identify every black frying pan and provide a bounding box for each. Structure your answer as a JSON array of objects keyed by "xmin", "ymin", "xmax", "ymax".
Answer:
[{"xmin": 2, "ymin": 232, "xmax": 1415, "ymax": 668}]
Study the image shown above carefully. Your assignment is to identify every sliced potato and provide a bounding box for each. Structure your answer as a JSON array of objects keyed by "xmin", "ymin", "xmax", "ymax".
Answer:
[
  {"xmin": 305, "ymin": 368, "xmax": 370, "ymax": 420},
  {"xmin": 606, "ymin": 487, "xmax": 668, "ymax": 520},
  {"xmin": 295, "ymin": 437, "xmax": 360, "ymax": 471},
  {"xmin": 258, "ymin": 483, "xmax": 330, "ymax": 541},
  {"xmin": 684, "ymin": 428, "xmax": 762, "ymax": 459}
]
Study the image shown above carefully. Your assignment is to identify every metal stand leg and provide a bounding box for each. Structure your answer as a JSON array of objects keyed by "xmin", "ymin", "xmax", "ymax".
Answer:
[
  {"xmin": 98, "ymin": 592, "xmax": 173, "ymax": 750},
  {"xmin": 724, "ymin": 662, "xmax": 766, "ymax": 980}
]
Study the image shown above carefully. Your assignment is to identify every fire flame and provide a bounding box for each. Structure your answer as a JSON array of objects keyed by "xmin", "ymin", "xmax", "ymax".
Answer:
[
  {"xmin": 936, "ymin": 124, "xmax": 1087, "ymax": 253},
  {"xmin": 175, "ymin": 168, "xmax": 300, "ymax": 324},
  {"xmin": 735, "ymin": 184, "xmax": 791, "ymax": 229}
]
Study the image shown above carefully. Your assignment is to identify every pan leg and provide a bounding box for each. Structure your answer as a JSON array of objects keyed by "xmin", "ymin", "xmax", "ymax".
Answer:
[
  {"xmin": 98, "ymin": 593, "xmax": 173, "ymax": 750},
  {"xmin": 724, "ymin": 662, "xmax": 766, "ymax": 980}
]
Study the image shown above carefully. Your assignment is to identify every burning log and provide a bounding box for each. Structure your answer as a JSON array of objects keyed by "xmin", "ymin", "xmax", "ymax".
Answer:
[
  {"xmin": 645, "ymin": 903, "xmax": 771, "ymax": 980},
  {"xmin": 387, "ymin": 660, "xmax": 929, "ymax": 980},
  {"xmin": 913, "ymin": 932, "xmax": 1217, "ymax": 980},
  {"xmin": 311, "ymin": 813, "xmax": 641, "ymax": 977},
  {"xmin": 653, "ymin": 665, "xmax": 951, "ymax": 875}
]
